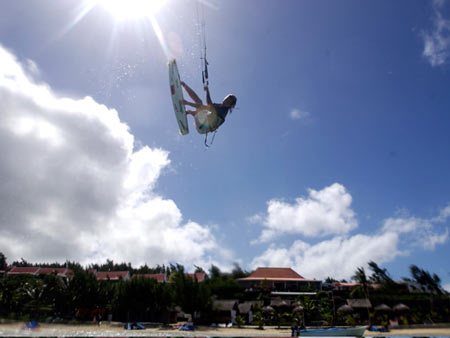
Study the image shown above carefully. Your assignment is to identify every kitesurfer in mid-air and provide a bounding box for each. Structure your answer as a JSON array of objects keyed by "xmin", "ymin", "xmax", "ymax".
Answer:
[{"xmin": 181, "ymin": 81, "xmax": 237, "ymax": 134}]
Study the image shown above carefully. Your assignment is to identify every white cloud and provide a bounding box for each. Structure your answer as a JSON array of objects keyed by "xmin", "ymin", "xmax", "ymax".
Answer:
[
  {"xmin": 250, "ymin": 186, "xmax": 449, "ymax": 280},
  {"xmin": 0, "ymin": 44, "xmax": 227, "ymax": 268},
  {"xmin": 246, "ymin": 213, "xmax": 264, "ymax": 224},
  {"xmin": 290, "ymin": 108, "xmax": 310, "ymax": 121},
  {"xmin": 251, "ymin": 232, "xmax": 400, "ymax": 281},
  {"xmin": 422, "ymin": 0, "xmax": 450, "ymax": 66},
  {"xmin": 433, "ymin": 204, "xmax": 450, "ymax": 222},
  {"xmin": 382, "ymin": 207, "xmax": 449, "ymax": 251},
  {"xmin": 382, "ymin": 216, "xmax": 428, "ymax": 234},
  {"xmin": 252, "ymin": 183, "xmax": 358, "ymax": 243},
  {"xmin": 423, "ymin": 228, "xmax": 448, "ymax": 249}
]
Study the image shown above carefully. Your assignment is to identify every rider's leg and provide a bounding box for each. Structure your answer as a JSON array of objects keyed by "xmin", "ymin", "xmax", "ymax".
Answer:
[
  {"xmin": 181, "ymin": 81, "xmax": 202, "ymax": 105},
  {"xmin": 183, "ymin": 100, "xmax": 200, "ymax": 108}
]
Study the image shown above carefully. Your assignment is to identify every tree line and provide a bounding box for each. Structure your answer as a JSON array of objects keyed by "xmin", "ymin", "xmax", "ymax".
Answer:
[{"xmin": 0, "ymin": 253, "xmax": 449, "ymax": 326}]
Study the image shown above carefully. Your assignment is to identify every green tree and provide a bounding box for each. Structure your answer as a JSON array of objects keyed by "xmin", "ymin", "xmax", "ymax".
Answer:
[
  {"xmin": 253, "ymin": 309, "xmax": 265, "ymax": 329},
  {"xmin": 301, "ymin": 296, "xmax": 319, "ymax": 325},
  {"xmin": 170, "ymin": 265, "xmax": 211, "ymax": 320},
  {"xmin": 12, "ymin": 258, "xmax": 30, "ymax": 267},
  {"xmin": 0, "ymin": 252, "xmax": 7, "ymax": 271},
  {"xmin": 231, "ymin": 263, "xmax": 248, "ymax": 279},
  {"xmin": 351, "ymin": 266, "xmax": 371, "ymax": 323},
  {"xmin": 67, "ymin": 268, "xmax": 103, "ymax": 319},
  {"xmin": 209, "ymin": 265, "xmax": 221, "ymax": 279},
  {"xmin": 406, "ymin": 264, "xmax": 443, "ymax": 321},
  {"xmin": 368, "ymin": 261, "xmax": 395, "ymax": 288},
  {"xmin": 20, "ymin": 278, "xmax": 52, "ymax": 319},
  {"xmin": 408, "ymin": 265, "xmax": 442, "ymax": 294},
  {"xmin": 351, "ymin": 267, "xmax": 370, "ymax": 298},
  {"xmin": 325, "ymin": 277, "xmax": 338, "ymax": 283}
]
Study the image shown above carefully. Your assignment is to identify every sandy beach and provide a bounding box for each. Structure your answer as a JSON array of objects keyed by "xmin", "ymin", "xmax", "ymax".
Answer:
[{"xmin": 1, "ymin": 322, "xmax": 450, "ymax": 337}]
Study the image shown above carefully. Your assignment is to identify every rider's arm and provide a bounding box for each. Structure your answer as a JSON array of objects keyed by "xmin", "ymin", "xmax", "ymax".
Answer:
[{"xmin": 205, "ymin": 86, "xmax": 213, "ymax": 105}]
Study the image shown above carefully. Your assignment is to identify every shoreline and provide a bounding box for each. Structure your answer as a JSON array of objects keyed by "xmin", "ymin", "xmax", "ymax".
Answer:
[{"xmin": 1, "ymin": 322, "xmax": 450, "ymax": 337}]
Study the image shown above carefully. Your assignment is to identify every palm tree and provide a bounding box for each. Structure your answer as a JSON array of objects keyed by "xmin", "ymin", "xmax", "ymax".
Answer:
[
  {"xmin": 368, "ymin": 261, "xmax": 395, "ymax": 289},
  {"xmin": 352, "ymin": 267, "xmax": 369, "ymax": 298},
  {"xmin": 408, "ymin": 265, "xmax": 443, "ymax": 321},
  {"xmin": 21, "ymin": 279, "xmax": 46, "ymax": 319},
  {"xmin": 352, "ymin": 267, "xmax": 371, "ymax": 323},
  {"xmin": 0, "ymin": 252, "xmax": 7, "ymax": 271},
  {"xmin": 409, "ymin": 265, "xmax": 442, "ymax": 294}
]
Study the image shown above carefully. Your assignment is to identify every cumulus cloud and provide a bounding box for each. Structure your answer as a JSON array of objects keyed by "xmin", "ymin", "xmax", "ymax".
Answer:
[
  {"xmin": 422, "ymin": 0, "xmax": 450, "ymax": 66},
  {"xmin": 289, "ymin": 108, "xmax": 310, "ymax": 121},
  {"xmin": 0, "ymin": 44, "xmax": 225, "ymax": 268},
  {"xmin": 251, "ymin": 232, "xmax": 400, "ymax": 281},
  {"xmin": 252, "ymin": 183, "xmax": 358, "ymax": 243},
  {"xmin": 250, "ymin": 183, "xmax": 449, "ymax": 280}
]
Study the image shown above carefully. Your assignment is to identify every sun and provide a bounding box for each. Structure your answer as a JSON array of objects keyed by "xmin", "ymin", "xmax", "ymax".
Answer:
[{"xmin": 97, "ymin": 0, "xmax": 167, "ymax": 21}]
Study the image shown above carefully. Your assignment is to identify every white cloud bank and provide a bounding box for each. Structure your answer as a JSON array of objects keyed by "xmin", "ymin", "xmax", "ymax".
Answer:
[
  {"xmin": 251, "ymin": 232, "xmax": 400, "ymax": 281},
  {"xmin": 382, "ymin": 213, "xmax": 449, "ymax": 250},
  {"xmin": 0, "ymin": 44, "xmax": 225, "ymax": 268},
  {"xmin": 253, "ymin": 183, "xmax": 358, "ymax": 243},
  {"xmin": 422, "ymin": 0, "xmax": 450, "ymax": 66},
  {"xmin": 250, "ymin": 183, "xmax": 449, "ymax": 280}
]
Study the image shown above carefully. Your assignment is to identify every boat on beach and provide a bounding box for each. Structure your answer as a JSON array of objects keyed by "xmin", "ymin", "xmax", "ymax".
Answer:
[{"xmin": 295, "ymin": 325, "xmax": 367, "ymax": 337}]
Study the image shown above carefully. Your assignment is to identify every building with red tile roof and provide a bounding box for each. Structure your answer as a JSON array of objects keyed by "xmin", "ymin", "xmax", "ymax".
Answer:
[
  {"xmin": 7, "ymin": 266, "xmax": 74, "ymax": 278},
  {"xmin": 134, "ymin": 272, "xmax": 206, "ymax": 283},
  {"xmin": 94, "ymin": 271, "xmax": 130, "ymax": 281},
  {"xmin": 7, "ymin": 266, "xmax": 40, "ymax": 275},
  {"xmin": 238, "ymin": 267, "xmax": 321, "ymax": 292},
  {"xmin": 133, "ymin": 273, "xmax": 167, "ymax": 283},
  {"xmin": 185, "ymin": 272, "xmax": 206, "ymax": 282},
  {"xmin": 38, "ymin": 267, "xmax": 74, "ymax": 278}
]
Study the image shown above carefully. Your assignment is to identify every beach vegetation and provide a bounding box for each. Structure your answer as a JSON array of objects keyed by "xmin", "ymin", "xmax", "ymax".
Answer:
[{"xmin": 0, "ymin": 255, "xmax": 449, "ymax": 327}]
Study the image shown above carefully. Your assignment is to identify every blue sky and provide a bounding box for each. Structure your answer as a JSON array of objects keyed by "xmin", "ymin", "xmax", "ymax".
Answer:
[{"xmin": 1, "ymin": 0, "xmax": 450, "ymax": 289}]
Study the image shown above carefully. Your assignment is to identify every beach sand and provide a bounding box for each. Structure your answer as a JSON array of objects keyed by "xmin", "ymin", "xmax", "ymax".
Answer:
[{"xmin": 1, "ymin": 322, "xmax": 450, "ymax": 337}]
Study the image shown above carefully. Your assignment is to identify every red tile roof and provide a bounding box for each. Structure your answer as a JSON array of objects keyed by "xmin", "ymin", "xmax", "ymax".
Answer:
[
  {"xmin": 133, "ymin": 273, "xmax": 166, "ymax": 283},
  {"xmin": 7, "ymin": 266, "xmax": 73, "ymax": 277},
  {"xmin": 239, "ymin": 267, "xmax": 315, "ymax": 282},
  {"xmin": 38, "ymin": 267, "xmax": 73, "ymax": 277},
  {"xmin": 95, "ymin": 271, "xmax": 130, "ymax": 280},
  {"xmin": 185, "ymin": 272, "xmax": 206, "ymax": 282},
  {"xmin": 8, "ymin": 266, "xmax": 40, "ymax": 275},
  {"xmin": 334, "ymin": 282, "xmax": 360, "ymax": 287}
]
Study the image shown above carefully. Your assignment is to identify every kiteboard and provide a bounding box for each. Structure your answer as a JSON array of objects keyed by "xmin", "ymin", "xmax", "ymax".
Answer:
[{"xmin": 168, "ymin": 59, "xmax": 189, "ymax": 135}]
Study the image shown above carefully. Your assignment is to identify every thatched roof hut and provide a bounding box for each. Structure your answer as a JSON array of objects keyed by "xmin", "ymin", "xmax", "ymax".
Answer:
[
  {"xmin": 292, "ymin": 305, "xmax": 304, "ymax": 313},
  {"xmin": 211, "ymin": 300, "xmax": 239, "ymax": 324},
  {"xmin": 212, "ymin": 300, "xmax": 239, "ymax": 312},
  {"xmin": 347, "ymin": 298, "xmax": 372, "ymax": 309},
  {"xmin": 393, "ymin": 303, "xmax": 410, "ymax": 312},
  {"xmin": 270, "ymin": 299, "xmax": 290, "ymax": 307},
  {"xmin": 374, "ymin": 304, "xmax": 392, "ymax": 312},
  {"xmin": 262, "ymin": 305, "xmax": 275, "ymax": 313},
  {"xmin": 238, "ymin": 301, "xmax": 263, "ymax": 314},
  {"xmin": 337, "ymin": 304, "xmax": 353, "ymax": 313}
]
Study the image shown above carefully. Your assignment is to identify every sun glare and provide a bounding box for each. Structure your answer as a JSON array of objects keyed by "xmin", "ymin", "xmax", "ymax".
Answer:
[{"xmin": 98, "ymin": 0, "xmax": 167, "ymax": 21}]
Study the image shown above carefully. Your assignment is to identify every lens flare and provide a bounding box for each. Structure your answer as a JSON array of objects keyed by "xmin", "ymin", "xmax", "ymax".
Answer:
[{"xmin": 98, "ymin": 0, "xmax": 166, "ymax": 21}]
